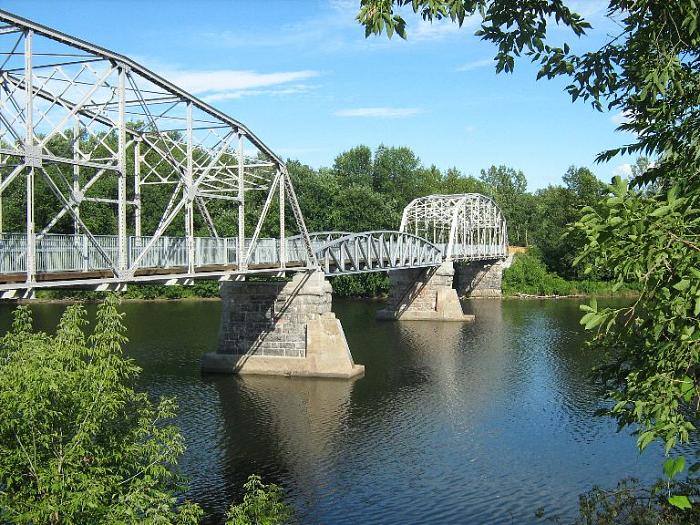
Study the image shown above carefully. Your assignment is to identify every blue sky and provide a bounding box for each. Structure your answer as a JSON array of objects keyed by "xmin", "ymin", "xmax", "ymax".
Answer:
[{"xmin": 3, "ymin": 0, "xmax": 634, "ymax": 190}]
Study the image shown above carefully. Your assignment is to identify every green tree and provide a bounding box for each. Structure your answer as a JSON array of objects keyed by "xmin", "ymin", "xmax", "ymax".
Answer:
[
  {"xmin": 534, "ymin": 166, "xmax": 605, "ymax": 278},
  {"xmin": 333, "ymin": 145, "xmax": 373, "ymax": 187},
  {"xmin": 440, "ymin": 167, "xmax": 486, "ymax": 195},
  {"xmin": 358, "ymin": 0, "xmax": 700, "ymax": 508},
  {"xmin": 479, "ymin": 165, "xmax": 532, "ymax": 245},
  {"xmin": 0, "ymin": 296, "xmax": 202, "ymax": 524}
]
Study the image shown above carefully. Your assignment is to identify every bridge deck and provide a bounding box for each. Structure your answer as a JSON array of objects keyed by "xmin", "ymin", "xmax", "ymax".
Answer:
[{"xmin": 0, "ymin": 231, "xmax": 505, "ymax": 294}]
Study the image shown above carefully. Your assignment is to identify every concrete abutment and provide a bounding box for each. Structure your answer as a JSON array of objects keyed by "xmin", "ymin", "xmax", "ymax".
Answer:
[
  {"xmin": 376, "ymin": 258, "xmax": 508, "ymax": 321},
  {"xmin": 201, "ymin": 271, "xmax": 364, "ymax": 379}
]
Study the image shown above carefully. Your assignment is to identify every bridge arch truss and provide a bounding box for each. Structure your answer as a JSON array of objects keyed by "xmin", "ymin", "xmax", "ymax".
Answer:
[
  {"xmin": 312, "ymin": 231, "xmax": 443, "ymax": 275},
  {"xmin": 400, "ymin": 194, "xmax": 508, "ymax": 261},
  {"xmin": 0, "ymin": 10, "xmax": 317, "ymax": 294}
]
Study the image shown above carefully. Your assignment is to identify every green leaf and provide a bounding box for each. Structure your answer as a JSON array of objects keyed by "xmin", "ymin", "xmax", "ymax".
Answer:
[
  {"xmin": 680, "ymin": 377, "xmax": 695, "ymax": 402},
  {"xmin": 668, "ymin": 495, "xmax": 692, "ymax": 509},
  {"xmin": 663, "ymin": 456, "xmax": 685, "ymax": 479},
  {"xmin": 638, "ymin": 431, "xmax": 656, "ymax": 450},
  {"xmin": 584, "ymin": 314, "xmax": 604, "ymax": 330},
  {"xmin": 650, "ymin": 205, "xmax": 671, "ymax": 217},
  {"xmin": 674, "ymin": 279, "xmax": 690, "ymax": 291}
]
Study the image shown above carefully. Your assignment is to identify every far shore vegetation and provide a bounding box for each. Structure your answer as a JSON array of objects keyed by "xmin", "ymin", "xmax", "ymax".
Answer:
[{"xmin": 9, "ymin": 142, "xmax": 640, "ymax": 301}]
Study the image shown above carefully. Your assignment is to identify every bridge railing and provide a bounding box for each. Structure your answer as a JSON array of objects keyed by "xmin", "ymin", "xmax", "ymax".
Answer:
[
  {"xmin": 434, "ymin": 242, "xmax": 507, "ymax": 260},
  {"xmin": 0, "ymin": 233, "xmax": 318, "ymax": 275}
]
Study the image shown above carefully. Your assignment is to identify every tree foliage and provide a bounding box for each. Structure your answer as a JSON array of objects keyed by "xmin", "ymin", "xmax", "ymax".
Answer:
[
  {"xmin": 0, "ymin": 296, "xmax": 202, "ymax": 524},
  {"xmin": 225, "ymin": 475, "xmax": 293, "ymax": 525},
  {"xmin": 575, "ymin": 180, "xmax": 700, "ymax": 455},
  {"xmin": 357, "ymin": 0, "xmax": 700, "ymax": 508}
]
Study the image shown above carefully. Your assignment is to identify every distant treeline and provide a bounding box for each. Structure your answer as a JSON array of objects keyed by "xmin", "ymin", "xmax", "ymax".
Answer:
[{"xmin": 1, "ymin": 135, "xmax": 619, "ymax": 297}]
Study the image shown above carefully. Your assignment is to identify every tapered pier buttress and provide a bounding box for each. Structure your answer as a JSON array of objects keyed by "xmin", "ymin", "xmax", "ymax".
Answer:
[
  {"xmin": 201, "ymin": 271, "xmax": 364, "ymax": 378},
  {"xmin": 454, "ymin": 259, "xmax": 509, "ymax": 298},
  {"xmin": 376, "ymin": 262, "xmax": 474, "ymax": 321}
]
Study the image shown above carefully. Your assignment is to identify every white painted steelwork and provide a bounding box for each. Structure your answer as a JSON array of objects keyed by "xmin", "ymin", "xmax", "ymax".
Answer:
[
  {"xmin": 0, "ymin": 9, "xmax": 316, "ymax": 294},
  {"xmin": 400, "ymin": 194, "xmax": 508, "ymax": 261},
  {"xmin": 316, "ymin": 231, "xmax": 443, "ymax": 275},
  {"xmin": 0, "ymin": 11, "xmax": 509, "ymax": 296}
]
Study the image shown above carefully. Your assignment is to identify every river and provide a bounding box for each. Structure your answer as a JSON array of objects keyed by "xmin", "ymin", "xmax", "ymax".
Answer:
[{"xmin": 0, "ymin": 297, "xmax": 688, "ymax": 524}]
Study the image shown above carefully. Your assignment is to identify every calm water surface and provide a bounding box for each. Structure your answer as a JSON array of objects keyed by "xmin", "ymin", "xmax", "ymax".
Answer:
[{"xmin": 0, "ymin": 298, "xmax": 691, "ymax": 524}]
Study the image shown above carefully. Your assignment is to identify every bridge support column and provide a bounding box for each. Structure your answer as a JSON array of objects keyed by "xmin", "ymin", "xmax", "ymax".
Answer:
[
  {"xmin": 201, "ymin": 271, "xmax": 364, "ymax": 379},
  {"xmin": 454, "ymin": 259, "xmax": 507, "ymax": 298},
  {"xmin": 376, "ymin": 261, "xmax": 474, "ymax": 321}
]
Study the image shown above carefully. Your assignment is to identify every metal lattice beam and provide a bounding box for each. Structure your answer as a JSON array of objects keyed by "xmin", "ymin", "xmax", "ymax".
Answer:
[
  {"xmin": 400, "ymin": 194, "xmax": 508, "ymax": 261},
  {"xmin": 0, "ymin": 9, "xmax": 317, "ymax": 293}
]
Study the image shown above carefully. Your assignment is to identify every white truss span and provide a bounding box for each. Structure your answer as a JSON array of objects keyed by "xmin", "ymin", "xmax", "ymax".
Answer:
[
  {"xmin": 0, "ymin": 9, "xmax": 317, "ymax": 296},
  {"xmin": 400, "ymin": 194, "xmax": 508, "ymax": 261},
  {"xmin": 0, "ymin": 11, "xmax": 508, "ymax": 296},
  {"xmin": 315, "ymin": 231, "xmax": 443, "ymax": 275}
]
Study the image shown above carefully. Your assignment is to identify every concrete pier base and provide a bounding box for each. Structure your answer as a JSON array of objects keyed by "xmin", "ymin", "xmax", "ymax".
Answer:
[
  {"xmin": 454, "ymin": 258, "xmax": 510, "ymax": 298},
  {"xmin": 376, "ymin": 262, "xmax": 474, "ymax": 322},
  {"xmin": 201, "ymin": 271, "xmax": 364, "ymax": 379}
]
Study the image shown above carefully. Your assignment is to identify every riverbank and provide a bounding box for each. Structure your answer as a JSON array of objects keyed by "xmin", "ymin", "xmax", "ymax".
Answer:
[{"xmin": 502, "ymin": 252, "xmax": 637, "ymax": 298}]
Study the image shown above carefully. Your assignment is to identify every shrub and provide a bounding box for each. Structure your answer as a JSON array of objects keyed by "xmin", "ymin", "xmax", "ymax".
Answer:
[
  {"xmin": 503, "ymin": 252, "xmax": 575, "ymax": 296},
  {"xmin": 503, "ymin": 253, "xmax": 633, "ymax": 297},
  {"xmin": 0, "ymin": 296, "xmax": 202, "ymax": 524},
  {"xmin": 226, "ymin": 475, "xmax": 293, "ymax": 525},
  {"xmin": 574, "ymin": 478, "xmax": 700, "ymax": 525}
]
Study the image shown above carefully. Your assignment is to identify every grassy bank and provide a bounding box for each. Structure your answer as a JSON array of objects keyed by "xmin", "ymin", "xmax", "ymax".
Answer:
[{"xmin": 502, "ymin": 252, "xmax": 636, "ymax": 297}]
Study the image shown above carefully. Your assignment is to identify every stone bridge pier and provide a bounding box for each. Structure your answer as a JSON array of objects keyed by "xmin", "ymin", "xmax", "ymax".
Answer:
[
  {"xmin": 201, "ymin": 271, "xmax": 364, "ymax": 379},
  {"xmin": 376, "ymin": 262, "xmax": 474, "ymax": 321},
  {"xmin": 454, "ymin": 259, "xmax": 508, "ymax": 298},
  {"xmin": 376, "ymin": 259, "xmax": 507, "ymax": 321}
]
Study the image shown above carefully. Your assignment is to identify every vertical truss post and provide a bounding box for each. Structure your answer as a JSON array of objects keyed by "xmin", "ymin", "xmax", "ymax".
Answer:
[
  {"xmin": 117, "ymin": 66, "xmax": 127, "ymax": 273},
  {"xmin": 279, "ymin": 169, "xmax": 286, "ymax": 268},
  {"xmin": 237, "ymin": 132, "xmax": 245, "ymax": 270},
  {"xmin": 185, "ymin": 102, "xmax": 194, "ymax": 274},
  {"xmin": 0, "ymin": 154, "xmax": 3, "ymax": 234},
  {"xmin": 72, "ymin": 119, "xmax": 80, "ymax": 233},
  {"xmin": 134, "ymin": 138, "xmax": 141, "ymax": 237},
  {"xmin": 24, "ymin": 29, "xmax": 35, "ymax": 285}
]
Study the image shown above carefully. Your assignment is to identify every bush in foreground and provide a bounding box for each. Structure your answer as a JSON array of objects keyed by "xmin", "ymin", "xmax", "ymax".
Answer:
[
  {"xmin": 0, "ymin": 296, "xmax": 202, "ymax": 524},
  {"xmin": 0, "ymin": 297, "xmax": 295, "ymax": 524},
  {"xmin": 226, "ymin": 475, "xmax": 294, "ymax": 525}
]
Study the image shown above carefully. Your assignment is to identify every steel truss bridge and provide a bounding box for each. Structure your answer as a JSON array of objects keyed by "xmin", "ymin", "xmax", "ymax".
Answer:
[{"xmin": 0, "ymin": 10, "xmax": 507, "ymax": 298}]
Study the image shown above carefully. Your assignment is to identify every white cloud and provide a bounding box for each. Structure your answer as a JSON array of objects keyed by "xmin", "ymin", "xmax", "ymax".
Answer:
[
  {"xmin": 456, "ymin": 58, "xmax": 494, "ymax": 72},
  {"xmin": 167, "ymin": 69, "xmax": 319, "ymax": 95},
  {"xmin": 202, "ymin": 84, "xmax": 316, "ymax": 103},
  {"xmin": 334, "ymin": 107, "xmax": 422, "ymax": 118},
  {"xmin": 138, "ymin": 61, "xmax": 321, "ymax": 102},
  {"xmin": 610, "ymin": 110, "xmax": 631, "ymax": 126},
  {"xmin": 612, "ymin": 163, "xmax": 633, "ymax": 178},
  {"xmin": 410, "ymin": 14, "xmax": 479, "ymax": 41}
]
